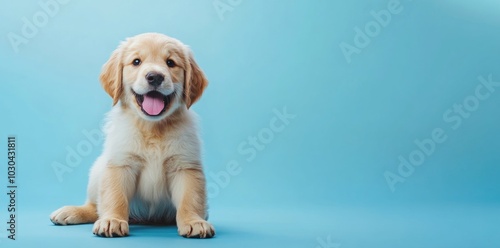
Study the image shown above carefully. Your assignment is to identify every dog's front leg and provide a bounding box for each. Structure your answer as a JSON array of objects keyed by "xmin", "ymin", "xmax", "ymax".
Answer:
[
  {"xmin": 171, "ymin": 168, "xmax": 215, "ymax": 238},
  {"xmin": 93, "ymin": 166, "xmax": 136, "ymax": 237}
]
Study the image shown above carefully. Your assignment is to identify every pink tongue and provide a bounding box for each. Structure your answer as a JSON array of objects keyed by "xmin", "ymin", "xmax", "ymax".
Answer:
[{"xmin": 142, "ymin": 94, "xmax": 165, "ymax": 115}]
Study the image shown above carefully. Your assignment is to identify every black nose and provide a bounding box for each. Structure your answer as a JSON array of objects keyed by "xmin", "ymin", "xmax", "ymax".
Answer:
[{"xmin": 146, "ymin": 72, "xmax": 164, "ymax": 87}]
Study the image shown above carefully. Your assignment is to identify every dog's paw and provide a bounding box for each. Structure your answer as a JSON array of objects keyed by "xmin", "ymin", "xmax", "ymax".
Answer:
[
  {"xmin": 178, "ymin": 219, "xmax": 215, "ymax": 238},
  {"xmin": 92, "ymin": 218, "xmax": 129, "ymax": 237},
  {"xmin": 50, "ymin": 206, "xmax": 89, "ymax": 225}
]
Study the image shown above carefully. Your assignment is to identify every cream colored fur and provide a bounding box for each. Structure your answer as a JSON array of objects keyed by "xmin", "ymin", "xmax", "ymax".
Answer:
[{"xmin": 50, "ymin": 33, "xmax": 214, "ymax": 238}]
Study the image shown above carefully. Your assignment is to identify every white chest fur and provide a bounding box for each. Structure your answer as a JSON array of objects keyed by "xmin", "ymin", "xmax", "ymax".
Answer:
[{"xmin": 95, "ymin": 106, "xmax": 201, "ymax": 223}]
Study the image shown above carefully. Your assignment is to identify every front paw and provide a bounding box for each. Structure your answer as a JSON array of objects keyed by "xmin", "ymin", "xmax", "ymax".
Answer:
[
  {"xmin": 92, "ymin": 218, "xmax": 129, "ymax": 237},
  {"xmin": 178, "ymin": 219, "xmax": 215, "ymax": 238}
]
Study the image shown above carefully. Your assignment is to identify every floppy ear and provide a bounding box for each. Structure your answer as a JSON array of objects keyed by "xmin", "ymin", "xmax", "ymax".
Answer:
[
  {"xmin": 100, "ymin": 47, "xmax": 124, "ymax": 106},
  {"xmin": 184, "ymin": 49, "xmax": 208, "ymax": 108}
]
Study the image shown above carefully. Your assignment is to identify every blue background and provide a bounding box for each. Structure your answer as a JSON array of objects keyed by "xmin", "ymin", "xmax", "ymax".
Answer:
[{"xmin": 1, "ymin": 0, "xmax": 500, "ymax": 247}]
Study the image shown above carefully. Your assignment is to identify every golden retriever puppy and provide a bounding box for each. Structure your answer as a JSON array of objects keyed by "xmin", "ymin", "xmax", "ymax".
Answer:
[{"xmin": 50, "ymin": 33, "xmax": 214, "ymax": 238}]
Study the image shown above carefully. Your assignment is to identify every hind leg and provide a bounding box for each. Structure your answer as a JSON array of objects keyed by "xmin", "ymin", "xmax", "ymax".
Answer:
[
  {"xmin": 50, "ymin": 156, "xmax": 104, "ymax": 225},
  {"xmin": 50, "ymin": 202, "xmax": 98, "ymax": 225}
]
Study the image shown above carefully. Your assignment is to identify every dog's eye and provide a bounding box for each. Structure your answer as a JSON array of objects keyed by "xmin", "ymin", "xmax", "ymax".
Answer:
[
  {"xmin": 133, "ymin": 59, "xmax": 141, "ymax": 66},
  {"xmin": 166, "ymin": 59, "xmax": 176, "ymax": 68}
]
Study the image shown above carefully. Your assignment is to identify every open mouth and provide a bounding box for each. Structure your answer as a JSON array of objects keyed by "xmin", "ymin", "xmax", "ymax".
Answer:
[{"xmin": 133, "ymin": 90, "xmax": 175, "ymax": 116}]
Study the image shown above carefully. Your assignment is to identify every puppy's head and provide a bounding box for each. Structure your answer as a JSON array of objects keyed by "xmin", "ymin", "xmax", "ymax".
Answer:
[{"xmin": 100, "ymin": 33, "xmax": 207, "ymax": 121}]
